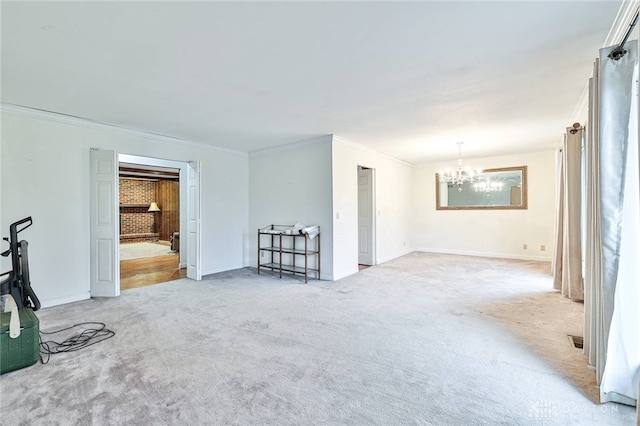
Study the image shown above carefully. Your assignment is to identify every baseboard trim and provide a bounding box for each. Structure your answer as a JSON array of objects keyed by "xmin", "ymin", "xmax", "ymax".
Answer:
[
  {"xmin": 416, "ymin": 247, "xmax": 552, "ymax": 262},
  {"xmin": 376, "ymin": 248, "xmax": 414, "ymax": 265},
  {"xmin": 332, "ymin": 268, "xmax": 359, "ymax": 282},
  {"xmin": 40, "ymin": 292, "xmax": 91, "ymax": 309},
  {"xmin": 243, "ymin": 260, "xmax": 334, "ymax": 281},
  {"xmin": 202, "ymin": 264, "xmax": 248, "ymax": 277}
]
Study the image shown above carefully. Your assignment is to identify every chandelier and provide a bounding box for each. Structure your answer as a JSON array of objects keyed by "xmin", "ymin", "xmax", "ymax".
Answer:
[
  {"xmin": 474, "ymin": 178, "xmax": 503, "ymax": 194},
  {"xmin": 438, "ymin": 142, "xmax": 482, "ymax": 192}
]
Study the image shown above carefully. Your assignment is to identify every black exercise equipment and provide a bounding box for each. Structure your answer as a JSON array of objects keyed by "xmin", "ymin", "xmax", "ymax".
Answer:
[{"xmin": 0, "ymin": 217, "xmax": 40, "ymax": 311}]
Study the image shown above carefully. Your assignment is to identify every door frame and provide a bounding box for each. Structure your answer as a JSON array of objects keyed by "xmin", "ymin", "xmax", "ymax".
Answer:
[
  {"xmin": 119, "ymin": 153, "xmax": 192, "ymax": 268},
  {"xmin": 90, "ymin": 151, "xmax": 201, "ymax": 298}
]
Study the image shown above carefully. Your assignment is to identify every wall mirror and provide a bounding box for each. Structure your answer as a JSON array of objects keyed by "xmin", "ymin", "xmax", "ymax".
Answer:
[{"xmin": 436, "ymin": 166, "xmax": 527, "ymax": 210}]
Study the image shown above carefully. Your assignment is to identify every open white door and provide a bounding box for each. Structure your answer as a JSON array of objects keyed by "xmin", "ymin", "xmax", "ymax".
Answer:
[
  {"xmin": 90, "ymin": 149, "xmax": 120, "ymax": 297},
  {"xmin": 187, "ymin": 161, "xmax": 201, "ymax": 280},
  {"xmin": 358, "ymin": 167, "xmax": 375, "ymax": 266}
]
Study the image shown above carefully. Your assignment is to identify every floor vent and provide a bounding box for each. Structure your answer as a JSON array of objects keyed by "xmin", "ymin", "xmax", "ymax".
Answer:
[{"xmin": 568, "ymin": 335, "xmax": 584, "ymax": 349}]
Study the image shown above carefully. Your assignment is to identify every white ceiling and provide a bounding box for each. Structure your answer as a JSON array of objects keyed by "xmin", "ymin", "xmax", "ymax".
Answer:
[{"xmin": 1, "ymin": 1, "xmax": 622, "ymax": 164}]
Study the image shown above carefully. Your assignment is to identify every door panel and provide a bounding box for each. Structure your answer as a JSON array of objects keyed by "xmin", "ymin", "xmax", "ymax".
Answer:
[
  {"xmin": 90, "ymin": 149, "xmax": 119, "ymax": 297},
  {"xmin": 358, "ymin": 168, "xmax": 375, "ymax": 265},
  {"xmin": 187, "ymin": 161, "xmax": 201, "ymax": 280}
]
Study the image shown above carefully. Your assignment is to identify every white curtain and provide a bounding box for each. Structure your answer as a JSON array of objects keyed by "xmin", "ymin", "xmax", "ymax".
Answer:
[
  {"xmin": 583, "ymin": 58, "xmax": 604, "ymax": 380},
  {"xmin": 552, "ymin": 128, "xmax": 584, "ymax": 300},
  {"xmin": 584, "ymin": 41, "xmax": 639, "ymax": 406}
]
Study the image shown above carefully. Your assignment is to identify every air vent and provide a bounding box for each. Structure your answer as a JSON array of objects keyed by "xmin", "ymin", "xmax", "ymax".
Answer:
[{"xmin": 568, "ymin": 335, "xmax": 584, "ymax": 349}]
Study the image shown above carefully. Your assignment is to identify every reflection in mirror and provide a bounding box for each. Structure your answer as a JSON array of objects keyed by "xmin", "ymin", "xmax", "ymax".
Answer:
[{"xmin": 436, "ymin": 166, "xmax": 527, "ymax": 210}]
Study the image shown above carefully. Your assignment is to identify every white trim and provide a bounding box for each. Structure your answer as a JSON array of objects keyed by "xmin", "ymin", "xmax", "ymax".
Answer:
[
  {"xmin": 413, "ymin": 146, "xmax": 558, "ymax": 168},
  {"xmin": 603, "ymin": 2, "xmax": 640, "ymax": 48},
  {"xmin": 334, "ymin": 269, "xmax": 359, "ymax": 282},
  {"xmin": 376, "ymin": 248, "xmax": 414, "ymax": 265},
  {"xmin": 415, "ymin": 247, "xmax": 552, "ymax": 262},
  {"xmin": 202, "ymin": 264, "xmax": 258, "ymax": 277},
  {"xmin": 0, "ymin": 103, "xmax": 248, "ymax": 157},
  {"xmin": 40, "ymin": 292, "xmax": 91, "ymax": 309},
  {"xmin": 216, "ymin": 264, "xmax": 334, "ymax": 281},
  {"xmin": 572, "ymin": 1, "xmax": 640, "ymax": 123},
  {"xmin": 332, "ymin": 135, "xmax": 414, "ymax": 168},
  {"xmin": 249, "ymin": 134, "xmax": 332, "ymax": 157},
  {"xmin": 119, "ymin": 153, "xmax": 187, "ymax": 170},
  {"xmin": 118, "ymin": 153, "xmax": 191, "ymax": 267}
]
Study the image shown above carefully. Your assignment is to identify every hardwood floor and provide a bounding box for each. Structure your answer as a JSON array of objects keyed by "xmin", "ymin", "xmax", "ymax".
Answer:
[{"xmin": 120, "ymin": 250, "xmax": 186, "ymax": 291}]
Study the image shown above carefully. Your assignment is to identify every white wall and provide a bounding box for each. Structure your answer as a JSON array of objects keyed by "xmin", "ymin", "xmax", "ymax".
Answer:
[
  {"xmin": 331, "ymin": 136, "xmax": 413, "ymax": 281},
  {"xmin": 412, "ymin": 149, "xmax": 557, "ymax": 261},
  {"xmin": 1, "ymin": 109, "xmax": 249, "ymax": 307},
  {"xmin": 249, "ymin": 137, "xmax": 333, "ymax": 279},
  {"xmin": 0, "ymin": 107, "xmax": 558, "ymax": 307}
]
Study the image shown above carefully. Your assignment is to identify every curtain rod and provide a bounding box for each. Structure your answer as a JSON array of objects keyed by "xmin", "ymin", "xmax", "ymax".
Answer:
[
  {"xmin": 608, "ymin": 7, "xmax": 640, "ymax": 60},
  {"xmin": 569, "ymin": 122, "xmax": 583, "ymax": 134}
]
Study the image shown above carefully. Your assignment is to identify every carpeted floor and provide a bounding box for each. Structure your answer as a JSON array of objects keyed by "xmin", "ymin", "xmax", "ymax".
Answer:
[
  {"xmin": 119, "ymin": 242, "xmax": 174, "ymax": 261},
  {"xmin": 0, "ymin": 253, "xmax": 635, "ymax": 425},
  {"xmin": 481, "ymin": 290, "xmax": 596, "ymax": 402}
]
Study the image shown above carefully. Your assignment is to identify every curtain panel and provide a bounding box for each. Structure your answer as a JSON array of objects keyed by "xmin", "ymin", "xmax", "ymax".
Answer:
[
  {"xmin": 598, "ymin": 40, "xmax": 639, "ymax": 406},
  {"xmin": 583, "ymin": 59, "xmax": 605, "ymax": 382},
  {"xmin": 584, "ymin": 41, "xmax": 639, "ymax": 406},
  {"xmin": 552, "ymin": 129, "xmax": 584, "ymax": 300}
]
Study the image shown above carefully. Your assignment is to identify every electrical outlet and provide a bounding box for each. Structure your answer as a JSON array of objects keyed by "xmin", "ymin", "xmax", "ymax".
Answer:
[
  {"xmin": 523, "ymin": 244, "xmax": 527, "ymax": 250},
  {"xmin": 540, "ymin": 245, "xmax": 546, "ymax": 252}
]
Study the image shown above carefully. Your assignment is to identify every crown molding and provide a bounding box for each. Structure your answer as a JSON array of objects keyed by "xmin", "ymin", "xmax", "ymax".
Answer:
[
  {"xmin": 603, "ymin": 1, "xmax": 639, "ymax": 47},
  {"xmin": 0, "ymin": 103, "xmax": 248, "ymax": 157},
  {"xmin": 331, "ymin": 134, "xmax": 414, "ymax": 168},
  {"xmin": 413, "ymin": 146, "xmax": 558, "ymax": 169},
  {"xmin": 572, "ymin": 1, "xmax": 640, "ymax": 122},
  {"xmin": 248, "ymin": 134, "xmax": 332, "ymax": 157}
]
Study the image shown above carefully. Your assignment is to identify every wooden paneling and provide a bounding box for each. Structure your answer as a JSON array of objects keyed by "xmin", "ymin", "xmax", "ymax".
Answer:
[{"xmin": 156, "ymin": 180, "xmax": 180, "ymax": 241}]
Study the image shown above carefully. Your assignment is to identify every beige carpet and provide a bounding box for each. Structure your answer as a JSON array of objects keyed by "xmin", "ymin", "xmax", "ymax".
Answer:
[
  {"xmin": 481, "ymin": 290, "xmax": 597, "ymax": 402},
  {"xmin": 0, "ymin": 253, "xmax": 635, "ymax": 425},
  {"xmin": 119, "ymin": 242, "xmax": 174, "ymax": 261}
]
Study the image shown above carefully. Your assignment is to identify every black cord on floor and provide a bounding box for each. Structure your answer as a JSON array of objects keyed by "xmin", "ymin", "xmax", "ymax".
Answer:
[{"xmin": 39, "ymin": 322, "xmax": 115, "ymax": 364}]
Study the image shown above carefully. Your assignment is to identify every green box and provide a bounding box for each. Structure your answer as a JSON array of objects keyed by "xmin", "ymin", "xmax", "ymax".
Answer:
[{"xmin": 0, "ymin": 308, "xmax": 39, "ymax": 374}]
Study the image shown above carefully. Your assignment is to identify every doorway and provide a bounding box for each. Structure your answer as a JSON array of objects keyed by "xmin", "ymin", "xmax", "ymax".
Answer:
[
  {"xmin": 89, "ymin": 150, "xmax": 201, "ymax": 299},
  {"xmin": 118, "ymin": 162, "xmax": 185, "ymax": 290},
  {"xmin": 358, "ymin": 166, "xmax": 376, "ymax": 267}
]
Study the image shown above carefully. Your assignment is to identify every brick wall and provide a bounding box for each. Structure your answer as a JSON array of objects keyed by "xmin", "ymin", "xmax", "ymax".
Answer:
[
  {"xmin": 119, "ymin": 178, "xmax": 157, "ymax": 239},
  {"xmin": 120, "ymin": 207, "xmax": 155, "ymax": 235},
  {"xmin": 119, "ymin": 178, "xmax": 156, "ymax": 204}
]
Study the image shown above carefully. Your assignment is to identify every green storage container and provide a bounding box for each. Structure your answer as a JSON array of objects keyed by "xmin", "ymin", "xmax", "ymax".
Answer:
[{"xmin": 0, "ymin": 308, "xmax": 39, "ymax": 374}]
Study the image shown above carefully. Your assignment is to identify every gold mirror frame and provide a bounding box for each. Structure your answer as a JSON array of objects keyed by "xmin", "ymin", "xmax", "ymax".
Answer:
[{"xmin": 435, "ymin": 166, "xmax": 528, "ymax": 210}]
